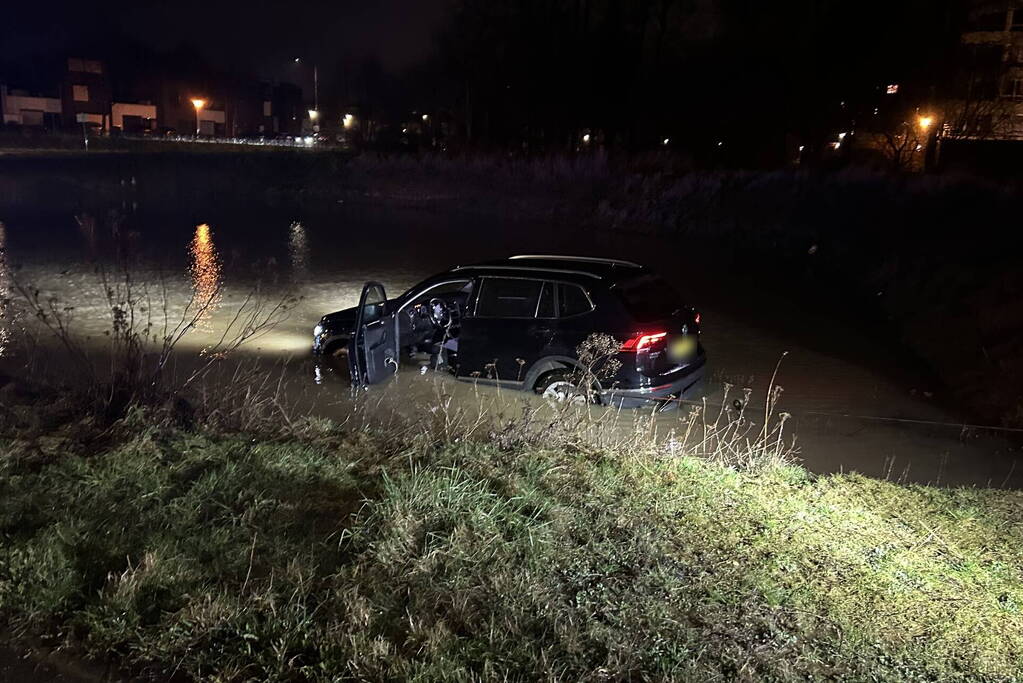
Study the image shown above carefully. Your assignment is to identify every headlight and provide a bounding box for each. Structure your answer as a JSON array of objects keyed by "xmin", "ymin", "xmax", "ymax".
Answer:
[{"xmin": 313, "ymin": 324, "xmax": 323, "ymax": 337}]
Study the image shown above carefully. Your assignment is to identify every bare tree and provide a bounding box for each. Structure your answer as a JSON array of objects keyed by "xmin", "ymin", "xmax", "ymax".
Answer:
[{"xmin": 878, "ymin": 121, "xmax": 929, "ymax": 172}]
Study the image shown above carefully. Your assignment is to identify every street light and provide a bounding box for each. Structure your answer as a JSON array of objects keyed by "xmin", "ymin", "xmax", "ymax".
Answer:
[
  {"xmin": 293, "ymin": 58, "xmax": 319, "ymax": 118},
  {"xmin": 308, "ymin": 109, "xmax": 319, "ymax": 121},
  {"xmin": 917, "ymin": 115, "xmax": 934, "ymax": 132},
  {"xmin": 343, "ymin": 113, "xmax": 355, "ymax": 129},
  {"xmin": 191, "ymin": 98, "xmax": 206, "ymax": 137}
]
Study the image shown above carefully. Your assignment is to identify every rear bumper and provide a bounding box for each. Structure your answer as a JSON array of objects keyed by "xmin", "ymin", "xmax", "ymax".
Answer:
[{"xmin": 604, "ymin": 355, "xmax": 706, "ymax": 408}]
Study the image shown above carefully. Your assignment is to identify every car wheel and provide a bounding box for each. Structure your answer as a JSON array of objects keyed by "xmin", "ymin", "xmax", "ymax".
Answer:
[{"xmin": 534, "ymin": 370, "xmax": 598, "ymax": 405}]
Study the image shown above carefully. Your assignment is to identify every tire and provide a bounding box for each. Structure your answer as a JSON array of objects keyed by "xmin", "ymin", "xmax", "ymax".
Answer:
[
  {"xmin": 533, "ymin": 369, "xmax": 599, "ymax": 405},
  {"xmin": 323, "ymin": 337, "xmax": 349, "ymax": 358}
]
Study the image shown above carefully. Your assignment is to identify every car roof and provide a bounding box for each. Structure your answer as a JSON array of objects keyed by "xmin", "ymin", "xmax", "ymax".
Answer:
[{"xmin": 449, "ymin": 255, "xmax": 647, "ymax": 285}]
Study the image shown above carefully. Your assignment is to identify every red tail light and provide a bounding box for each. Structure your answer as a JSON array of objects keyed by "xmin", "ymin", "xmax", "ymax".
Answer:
[
  {"xmin": 620, "ymin": 331, "xmax": 668, "ymax": 352},
  {"xmin": 694, "ymin": 312, "xmax": 701, "ymax": 325}
]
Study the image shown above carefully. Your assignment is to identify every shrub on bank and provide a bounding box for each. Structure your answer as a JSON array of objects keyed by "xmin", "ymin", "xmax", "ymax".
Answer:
[{"xmin": 0, "ymin": 383, "xmax": 1020, "ymax": 682}]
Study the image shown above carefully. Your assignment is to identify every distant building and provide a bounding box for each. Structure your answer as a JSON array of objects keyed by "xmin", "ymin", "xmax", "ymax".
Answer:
[
  {"xmin": 0, "ymin": 85, "xmax": 62, "ymax": 129},
  {"xmin": 3, "ymin": 54, "xmax": 306, "ymax": 140},
  {"xmin": 260, "ymin": 82, "xmax": 304, "ymax": 136},
  {"xmin": 952, "ymin": 1, "xmax": 1023, "ymax": 139},
  {"xmin": 149, "ymin": 80, "xmax": 204, "ymax": 135},
  {"xmin": 197, "ymin": 105, "xmax": 226, "ymax": 137},
  {"xmin": 61, "ymin": 58, "xmax": 112, "ymax": 131},
  {"xmin": 111, "ymin": 102, "xmax": 157, "ymax": 134}
]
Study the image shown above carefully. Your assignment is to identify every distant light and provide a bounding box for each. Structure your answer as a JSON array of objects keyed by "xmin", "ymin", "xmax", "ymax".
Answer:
[
  {"xmin": 308, "ymin": 109, "xmax": 319, "ymax": 120},
  {"xmin": 886, "ymin": 84, "xmax": 899, "ymax": 95},
  {"xmin": 798, "ymin": 145, "xmax": 805, "ymax": 152},
  {"xmin": 915, "ymin": 144, "xmax": 923, "ymax": 151},
  {"xmin": 422, "ymin": 114, "xmax": 429, "ymax": 121},
  {"xmin": 294, "ymin": 58, "xmax": 301, "ymax": 63},
  {"xmin": 662, "ymin": 137, "xmax": 670, "ymax": 145},
  {"xmin": 402, "ymin": 127, "xmax": 408, "ymax": 134},
  {"xmin": 191, "ymin": 98, "xmax": 206, "ymax": 111},
  {"xmin": 917, "ymin": 114, "xmax": 934, "ymax": 131},
  {"xmin": 829, "ymin": 141, "xmax": 841, "ymax": 149},
  {"xmin": 717, "ymin": 141, "xmax": 723, "ymax": 147},
  {"xmin": 304, "ymin": 136, "xmax": 314, "ymax": 145},
  {"xmin": 838, "ymin": 132, "xmax": 847, "ymax": 140},
  {"xmin": 582, "ymin": 133, "xmax": 591, "ymax": 143},
  {"xmin": 343, "ymin": 113, "xmax": 355, "ymax": 129}
]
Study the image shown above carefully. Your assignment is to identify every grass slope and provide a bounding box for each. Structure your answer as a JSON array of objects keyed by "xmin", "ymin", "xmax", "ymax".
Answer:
[{"xmin": 1, "ymin": 407, "xmax": 1022, "ymax": 681}]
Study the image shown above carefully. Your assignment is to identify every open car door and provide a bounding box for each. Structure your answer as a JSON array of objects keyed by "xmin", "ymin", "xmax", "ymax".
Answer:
[{"xmin": 348, "ymin": 281, "xmax": 398, "ymax": 387}]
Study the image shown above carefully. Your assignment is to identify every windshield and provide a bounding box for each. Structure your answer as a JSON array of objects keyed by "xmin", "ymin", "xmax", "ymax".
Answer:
[{"xmin": 614, "ymin": 274, "xmax": 682, "ymax": 322}]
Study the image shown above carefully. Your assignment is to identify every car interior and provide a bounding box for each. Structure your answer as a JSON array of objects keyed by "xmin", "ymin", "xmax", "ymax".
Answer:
[{"xmin": 398, "ymin": 279, "xmax": 473, "ymax": 369}]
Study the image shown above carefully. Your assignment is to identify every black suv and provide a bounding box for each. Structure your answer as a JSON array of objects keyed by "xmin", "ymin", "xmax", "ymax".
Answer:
[{"xmin": 312, "ymin": 255, "xmax": 705, "ymax": 406}]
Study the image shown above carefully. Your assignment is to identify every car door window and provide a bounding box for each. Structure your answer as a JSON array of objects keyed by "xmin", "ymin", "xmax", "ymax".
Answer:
[
  {"xmin": 360, "ymin": 283, "xmax": 387, "ymax": 324},
  {"xmin": 476, "ymin": 278, "xmax": 544, "ymax": 318},
  {"xmin": 558, "ymin": 283, "xmax": 593, "ymax": 317},
  {"xmin": 536, "ymin": 281, "xmax": 555, "ymax": 318}
]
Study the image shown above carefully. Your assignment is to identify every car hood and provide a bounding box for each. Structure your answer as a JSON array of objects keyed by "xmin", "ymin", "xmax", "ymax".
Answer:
[
  {"xmin": 319, "ymin": 299, "xmax": 400, "ymax": 334},
  {"xmin": 319, "ymin": 306, "xmax": 357, "ymax": 333}
]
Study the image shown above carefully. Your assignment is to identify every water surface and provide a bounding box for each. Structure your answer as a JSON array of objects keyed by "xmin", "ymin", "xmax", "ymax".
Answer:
[{"xmin": 0, "ymin": 199, "xmax": 1017, "ymax": 486}]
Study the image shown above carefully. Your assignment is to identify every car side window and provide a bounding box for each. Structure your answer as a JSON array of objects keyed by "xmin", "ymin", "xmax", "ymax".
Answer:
[
  {"xmin": 475, "ymin": 278, "xmax": 544, "ymax": 318},
  {"xmin": 558, "ymin": 283, "xmax": 593, "ymax": 317},
  {"xmin": 536, "ymin": 281, "xmax": 555, "ymax": 318}
]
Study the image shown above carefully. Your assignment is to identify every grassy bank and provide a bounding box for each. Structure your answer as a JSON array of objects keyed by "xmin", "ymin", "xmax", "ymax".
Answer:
[{"xmin": 1, "ymin": 380, "xmax": 1021, "ymax": 681}]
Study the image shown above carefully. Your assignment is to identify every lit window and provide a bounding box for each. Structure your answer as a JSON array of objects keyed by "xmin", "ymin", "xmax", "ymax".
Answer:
[
  {"xmin": 886, "ymin": 84, "xmax": 899, "ymax": 95},
  {"xmin": 72, "ymin": 85, "xmax": 89, "ymax": 102}
]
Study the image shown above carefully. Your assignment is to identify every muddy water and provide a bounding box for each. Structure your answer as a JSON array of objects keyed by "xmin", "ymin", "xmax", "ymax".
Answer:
[{"xmin": 0, "ymin": 200, "xmax": 1018, "ymax": 487}]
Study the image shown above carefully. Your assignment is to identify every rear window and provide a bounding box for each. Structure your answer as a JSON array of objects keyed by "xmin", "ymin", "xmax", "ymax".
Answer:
[
  {"xmin": 558, "ymin": 284, "xmax": 593, "ymax": 317},
  {"xmin": 475, "ymin": 277, "xmax": 543, "ymax": 318},
  {"xmin": 614, "ymin": 275, "xmax": 681, "ymax": 322}
]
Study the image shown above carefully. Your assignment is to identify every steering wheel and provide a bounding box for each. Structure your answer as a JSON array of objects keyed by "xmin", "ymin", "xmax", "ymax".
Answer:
[
  {"xmin": 427, "ymin": 297, "xmax": 451, "ymax": 329},
  {"xmin": 405, "ymin": 298, "xmax": 449, "ymax": 329}
]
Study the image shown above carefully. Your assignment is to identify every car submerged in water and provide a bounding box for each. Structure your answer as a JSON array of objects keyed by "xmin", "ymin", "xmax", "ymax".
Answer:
[{"xmin": 312, "ymin": 255, "xmax": 705, "ymax": 406}]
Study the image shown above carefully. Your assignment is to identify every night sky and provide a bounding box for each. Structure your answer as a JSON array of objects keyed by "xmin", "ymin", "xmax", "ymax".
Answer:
[
  {"xmin": 2, "ymin": 0, "xmax": 451, "ymax": 83},
  {"xmin": 1, "ymin": 0, "xmax": 964, "ymax": 148}
]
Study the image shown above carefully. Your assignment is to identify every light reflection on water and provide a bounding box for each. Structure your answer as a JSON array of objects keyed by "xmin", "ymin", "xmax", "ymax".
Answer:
[
  {"xmin": 0, "ymin": 211, "xmax": 425, "ymax": 359},
  {"xmin": 189, "ymin": 223, "xmax": 222, "ymax": 327},
  {"xmin": 288, "ymin": 221, "xmax": 309, "ymax": 279}
]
